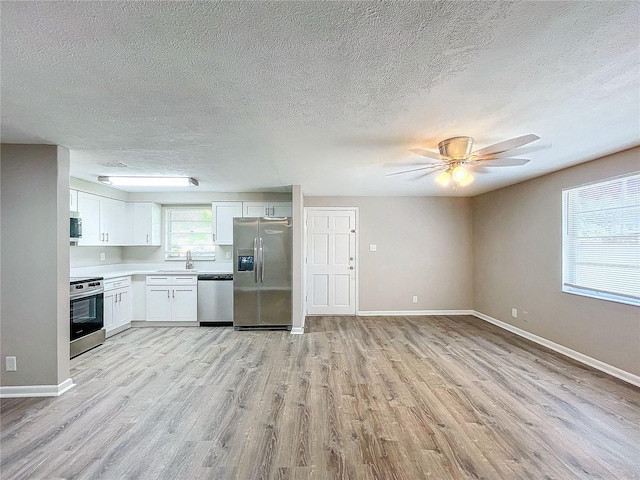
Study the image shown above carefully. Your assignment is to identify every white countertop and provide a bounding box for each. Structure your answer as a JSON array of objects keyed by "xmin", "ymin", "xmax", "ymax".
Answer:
[{"xmin": 71, "ymin": 262, "xmax": 233, "ymax": 279}]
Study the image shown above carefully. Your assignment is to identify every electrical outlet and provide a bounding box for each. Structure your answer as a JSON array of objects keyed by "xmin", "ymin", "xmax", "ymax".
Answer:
[
  {"xmin": 100, "ymin": 252, "xmax": 106, "ymax": 261},
  {"xmin": 226, "ymin": 251, "xmax": 232, "ymax": 259},
  {"xmin": 369, "ymin": 244, "xmax": 377, "ymax": 252},
  {"xmin": 511, "ymin": 308, "xmax": 518, "ymax": 318},
  {"xmin": 412, "ymin": 295, "xmax": 418, "ymax": 303},
  {"xmin": 6, "ymin": 356, "xmax": 17, "ymax": 372}
]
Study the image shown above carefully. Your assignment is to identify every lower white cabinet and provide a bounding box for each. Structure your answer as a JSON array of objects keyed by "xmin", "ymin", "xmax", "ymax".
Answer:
[
  {"xmin": 145, "ymin": 275, "xmax": 197, "ymax": 322},
  {"xmin": 104, "ymin": 277, "xmax": 132, "ymax": 337}
]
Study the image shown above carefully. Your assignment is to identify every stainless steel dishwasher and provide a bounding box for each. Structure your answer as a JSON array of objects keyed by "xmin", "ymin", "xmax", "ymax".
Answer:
[{"xmin": 197, "ymin": 274, "xmax": 233, "ymax": 325}]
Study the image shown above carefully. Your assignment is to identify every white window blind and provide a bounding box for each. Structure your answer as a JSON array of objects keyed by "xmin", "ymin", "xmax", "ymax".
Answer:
[
  {"xmin": 165, "ymin": 207, "xmax": 215, "ymax": 260},
  {"xmin": 562, "ymin": 172, "xmax": 640, "ymax": 306}
]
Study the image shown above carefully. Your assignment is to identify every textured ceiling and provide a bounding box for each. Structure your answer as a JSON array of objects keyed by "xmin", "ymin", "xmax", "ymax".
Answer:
[{"xmin": 1, "ymin": 1, "xmax": 639, "ymax": 195}]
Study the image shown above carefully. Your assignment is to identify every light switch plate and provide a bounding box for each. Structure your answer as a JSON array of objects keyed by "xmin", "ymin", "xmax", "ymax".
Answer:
[
  {"xmin": 100, "ymin": 252, "xmax": 106, "ymax": 261},
  {"xmin": 226, "ymin": 251, "xmax": 232, "ymax": 259},
  {"xmin": 369, "ymin": 244, "xmax": 377, "ymax": 252}
]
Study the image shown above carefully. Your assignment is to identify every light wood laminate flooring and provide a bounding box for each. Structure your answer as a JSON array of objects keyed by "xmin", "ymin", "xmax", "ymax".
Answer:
[{"xmin": 2, "ymin": 315, "xmax": 639, "ymax": 479}]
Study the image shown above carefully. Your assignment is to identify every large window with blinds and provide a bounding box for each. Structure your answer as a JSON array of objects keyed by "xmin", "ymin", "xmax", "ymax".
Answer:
[
  {"xmin": 562, "ymin": 172, "xmax": 640, "ymax": 306},
  {"xmin": 164, "ymin": 207, "xmax": 215, "ymax": 260}
]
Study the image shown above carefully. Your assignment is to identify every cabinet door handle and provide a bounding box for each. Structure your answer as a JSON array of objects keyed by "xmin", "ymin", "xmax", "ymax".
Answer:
[
  {"xmin": 114, "ymin": 295, "xmax": 117, "ymax": 304},
  {"xmin": 101, "ymin": 233, "xmax": 104, "ymax": 242},
  {"xmin": 118, "ymin": 293, "xmax": 122, "ymax": 302},
  {"xmin": 146, "ymin": 234, "xmax": 149, "ymax": 243},
  {"xmin": 106, "ymin": 233, "xmax": 109, "ymax": 242},
  {"xmin": 167, "ymin": 290, "xmax": 169, "ymax": 298},
  {"xmin": 172, "ymin": 289, "xmax": 175, "ymax": 298}
]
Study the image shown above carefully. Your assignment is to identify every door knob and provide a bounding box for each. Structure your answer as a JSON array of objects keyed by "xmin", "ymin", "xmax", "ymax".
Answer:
[{"xmin": 349, "ymin": 266, "xmax": 354, "ymax": 270}]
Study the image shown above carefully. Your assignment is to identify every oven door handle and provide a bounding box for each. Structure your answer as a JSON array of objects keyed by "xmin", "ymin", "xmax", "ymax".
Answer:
[{"xmin": 70, "ymin": 289, "xmax": 104, "ymax": 301}]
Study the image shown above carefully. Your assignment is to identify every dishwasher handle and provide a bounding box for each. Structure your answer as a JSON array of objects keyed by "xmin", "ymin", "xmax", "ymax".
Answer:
[{"xmin": 197, "ymin": 274, "xmax": 233, "ymax": 281}]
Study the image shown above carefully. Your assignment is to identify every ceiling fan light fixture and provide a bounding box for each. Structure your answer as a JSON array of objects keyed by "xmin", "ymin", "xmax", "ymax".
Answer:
[
  {"xmin": 452, "ymin": 165, "xmax": 470, "ymax": 182},
  {"xmin": 435, "ymin": 170, "xmax": 452, "ymax": 186},
  {"xmin": 458, "ymin": 171, "xmax": 475, "ymax": 186},
  {"xmin": 98, "ymin": 176, "xmax": 199, "ymax": 187}
]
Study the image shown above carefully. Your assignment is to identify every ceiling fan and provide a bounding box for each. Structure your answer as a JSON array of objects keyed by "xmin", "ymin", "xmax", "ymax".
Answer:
[{"xmin": 386, "ymin": 134, "xmax": 541, "ymax": 187}]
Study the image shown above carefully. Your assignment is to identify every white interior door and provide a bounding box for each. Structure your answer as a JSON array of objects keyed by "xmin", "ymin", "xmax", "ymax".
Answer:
[{"xmin": 306, "ymin": 209, "xmax": 357, "ymax": 315}]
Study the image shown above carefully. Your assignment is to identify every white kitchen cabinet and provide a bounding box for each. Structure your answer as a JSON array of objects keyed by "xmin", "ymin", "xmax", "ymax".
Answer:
[
  {"xmin": 77, "ymin": 192, "xmax": 127, "ymax": 246},
  {"xmin": 130, "ymin": 202, "xmax": 161, "ymax": 246},
  {"xmin": 70, "ymin": 189, "xmax": 78, "ymax": 211},
  {"xmin": 77, "ymin": 192, "xmax": 101, "ymax": 245},
  {"xmin": 100, "ymin": 197, "xmax": 127, "ymax": 245},
  {"xmin": 145, "ymin": 275, "xmax": 197, "ymax": 322},
  {"xmin": 103, "ymin": 276, "xmax": 132, "ymax": 337},
  {"xmin": 211, "ymin": 202, "xmax": 242, "ymax": 245},
  {"xmin": 243, "ymin": 201, "xmax": 292, "ymax": 218},
  {"xmin": 270, "ymin": 202, "xmax": 292, "ymax": 217}
]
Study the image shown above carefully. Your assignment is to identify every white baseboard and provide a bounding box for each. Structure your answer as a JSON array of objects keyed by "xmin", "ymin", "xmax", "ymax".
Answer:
[
  {"xmin": 358, "ymin": 310, "xmax": 474, "ymax": 316},
  {"xmin": 290, "ymin": 327, "xmax": 304, "ymax": 335},
  {"xmin": 105, "ymin": 323, "xmax": 131, "ymax": 338},
  {"xmin": 0, "ymin": 377, "xmax": 75, "ymax": 398},
  {"xmin": 472, "ymin": 311, "xmax": 640, "ymax": 388}
]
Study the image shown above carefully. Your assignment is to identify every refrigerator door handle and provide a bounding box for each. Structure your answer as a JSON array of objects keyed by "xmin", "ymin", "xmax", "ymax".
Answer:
[
  {"xmin": 259, "ymin": 237, "xmax": 265, "ymax": 283},
  {"xmin": 253, "ymin": 237, "xmax": 259, "ymax": 283}
]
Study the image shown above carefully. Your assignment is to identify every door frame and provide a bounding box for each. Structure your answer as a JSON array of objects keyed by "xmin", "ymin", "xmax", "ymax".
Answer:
[{"xmin": 303, "ymin": 207, "xmax": 360, "ymax": 317}]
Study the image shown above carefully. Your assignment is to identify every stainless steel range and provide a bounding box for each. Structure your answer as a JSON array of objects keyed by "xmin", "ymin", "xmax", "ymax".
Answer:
[{"xmin": 70, "ymin": 277, "xmax": 105, "ymax": 358}]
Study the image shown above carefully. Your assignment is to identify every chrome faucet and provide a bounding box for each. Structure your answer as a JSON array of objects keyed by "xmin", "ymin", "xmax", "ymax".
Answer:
[{"xmin": 185, "ymin": 250, "xmax": 195, "ymax": 270}]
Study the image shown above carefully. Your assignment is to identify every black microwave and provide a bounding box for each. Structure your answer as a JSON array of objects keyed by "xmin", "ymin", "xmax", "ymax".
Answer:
[{"xmin": 70, "ymin": 212, "xmax": 82, "ymax": 240}]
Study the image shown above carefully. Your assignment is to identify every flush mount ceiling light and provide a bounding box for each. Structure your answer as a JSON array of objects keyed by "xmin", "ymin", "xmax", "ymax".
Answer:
[{"xmin": 98, "ymin": 176, "xmax": 199, "ymax": 187}]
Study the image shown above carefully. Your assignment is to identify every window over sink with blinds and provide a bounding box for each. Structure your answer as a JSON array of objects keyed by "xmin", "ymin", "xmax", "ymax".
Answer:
[
  {"xmin": 562, "ymin": 172, "xmax": 640, "ymax": 306},
  {"xmin": 165, "ymin": 207, "xmax": 216, "ymax": 260}
]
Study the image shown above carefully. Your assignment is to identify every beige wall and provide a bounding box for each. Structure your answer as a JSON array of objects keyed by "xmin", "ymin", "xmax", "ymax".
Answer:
[
  {"xmin": 1, "ymin": 145, "xmax": 71, "ymax": 387},
  {"xmin": 472, "ymin": 147, "xmax": 640, "ymax": 376},
  {"xmin": 304, "ymin": 196, "xmax": 474, "ymax": 311}
]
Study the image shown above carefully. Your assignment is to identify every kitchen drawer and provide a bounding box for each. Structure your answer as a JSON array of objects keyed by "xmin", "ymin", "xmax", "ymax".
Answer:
[
  {"xmin": 172, "ymin": 275, "xmax": 197, "ymax": 286},
  {"xmin": 104, "ymin": 276, "xmax": 131, "ymax": 291},
  {"xmin": 146, "ymin": 275, "xmax": 197, "ymax": 286}
]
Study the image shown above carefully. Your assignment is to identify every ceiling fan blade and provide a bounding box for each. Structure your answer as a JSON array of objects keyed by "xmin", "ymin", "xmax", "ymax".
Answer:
[
  {"xmin": 472, "ymin": 134, "xmax": 540, "ymax": 157},
  {"xmin": 383, "ymin": 161, "xmax": 441, "ymax": 168},
  {"xmin": 479, "ymin": 157, "xmax": 530, "ymax": 167},
  {"xmin": 385, "ymin": 164, "xmax": 443, "ymax": 177},
  {"xmin": 482, "ymin": 144, "xmax": 550, "ymax": 159},
  {"xmin": 469, "ymin": 166, "xmax": 491, "ymax": 174},
  {"xmin": 409, "ymin": 148, "xmax": 444, "ymax": 161},
  {"xmin": 410, "ymin": 166, "xmax": 447, "ymax": 180}
]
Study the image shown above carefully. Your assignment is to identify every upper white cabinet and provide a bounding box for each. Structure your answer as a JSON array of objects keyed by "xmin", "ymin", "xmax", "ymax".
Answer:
[
  {"xmin": 130, "ymin": 202, "xmax": 161, "ymax": 246},
  {"xmin": 77, "ymin": 192, "xmax": 101, "ymax": 245},
  {"xmin": 243, "ymin": 201, "xmax": 292, "ymax": 218},
  {"xmin": 77, "ymin": 192, "xmax": 126, "ymax": 245},
  {"xmin": 270, "ymin": 202, "xmax": 292, "ymax": 217},
  {"xmin": 100, "ymin": 197, "xmax": 127, "ymax": 245},
  {"xmin": 70, "ymin": 189, "xmax": 78, "ymax": 211},
  {"xmin": 76, "ymin": 193, "xmax": 159, "ymax": 247},
  {"xmin": 212, "ymin": 202, "xmax": 242, "ymax": 245}
]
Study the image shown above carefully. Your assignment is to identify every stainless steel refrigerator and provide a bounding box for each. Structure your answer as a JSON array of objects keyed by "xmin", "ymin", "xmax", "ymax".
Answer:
[{"xmin": 233, "ymin": 217, "xmax": 292, "ymax": 330}]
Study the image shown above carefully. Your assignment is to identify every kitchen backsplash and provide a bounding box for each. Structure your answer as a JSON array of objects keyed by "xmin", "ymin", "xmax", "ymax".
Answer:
[
  {"xmin": 71, "ymin": 245, "xmax": 233, "ymax": 268},
  {"xmin": 70, "ymin": 246, "xmax": 123, "ymax": 268}
]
